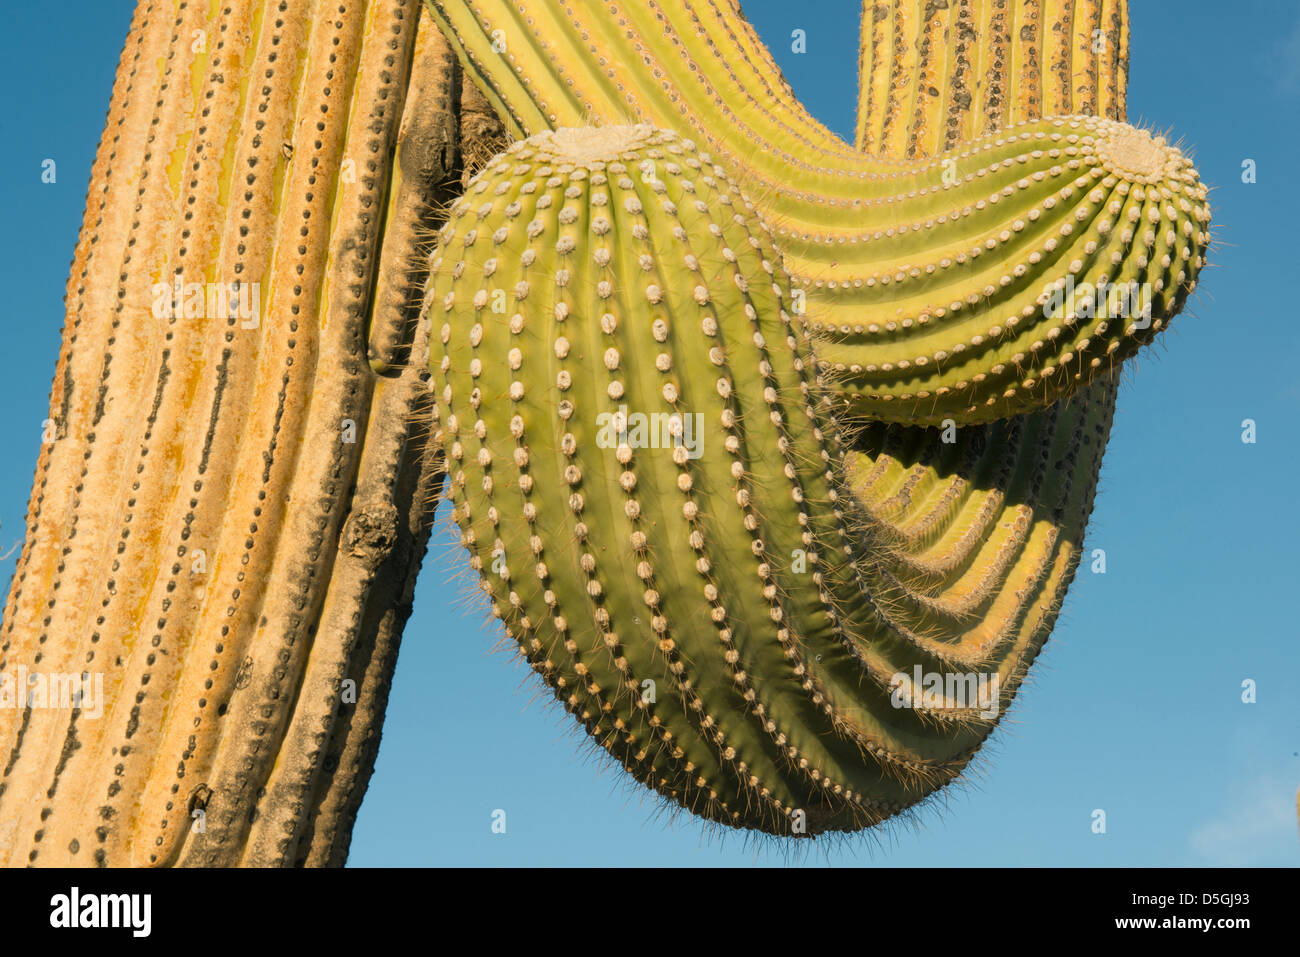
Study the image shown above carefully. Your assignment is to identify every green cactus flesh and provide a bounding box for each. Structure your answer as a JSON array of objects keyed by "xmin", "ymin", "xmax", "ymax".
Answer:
[{"xmin": 425, "ymin": 124, "xmax": 1099, "ymax": 834}]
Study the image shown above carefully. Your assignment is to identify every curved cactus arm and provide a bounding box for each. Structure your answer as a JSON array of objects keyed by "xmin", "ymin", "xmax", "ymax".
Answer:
[
  {"xmin": 425, "ymin": 122, "xmax": 1116, "ymax": 834},
  {"xmin": 427, "ymin": 126, "xmax": 938, "ymax": 833},
  {"xmin": 422, "ymin": 0, "xmax": 1207, "ymax": 426},
  {"xmin": 0, "ymin": 1, "xmax": 489, "ymax": 868},
  {"xmin": 804, "ymin": 115, "xmax": 1206, "ymax": 423}
]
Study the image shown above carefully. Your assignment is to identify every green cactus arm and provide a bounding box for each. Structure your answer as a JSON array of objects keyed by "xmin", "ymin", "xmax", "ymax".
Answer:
[
  {"xmin": 420, "ymin": 0, "xmax": 1182, "ymax": 837},
  {"xmin": 809, "ymin": 116, "xmax": 1207, "ymax": 423},
  {"xmin": 428, "ymin": 125, "xmax": 964, "ymax": 832},
  {"xmin": 428, "ymin": 122, "xmax": 1129, "ymax": 833},
  {"xmin": 428, "ymin": 0, "xmax": 1196, "ymax": 837},
  {"xmin": 422, "ymin": 0, "xmax": 1207, "ymax": 426}
]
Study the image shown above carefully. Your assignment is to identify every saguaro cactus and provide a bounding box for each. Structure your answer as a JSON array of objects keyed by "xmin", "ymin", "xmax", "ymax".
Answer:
[{"xmin": 1, "ymin": 0, "xmax": 1207, "ymax": 861}]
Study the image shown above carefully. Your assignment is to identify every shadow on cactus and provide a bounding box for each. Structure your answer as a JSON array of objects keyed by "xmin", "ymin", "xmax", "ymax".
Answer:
[{"xmin": 422, "ymin": 0, "xmax": 1210, "ymax": 838}]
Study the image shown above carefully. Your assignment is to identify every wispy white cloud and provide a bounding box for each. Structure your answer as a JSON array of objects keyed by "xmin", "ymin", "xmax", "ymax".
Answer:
[
  {"xmin": 1188, "ymin": 773, "xmax": 1298, "ymax": 865},
  {"xmin": 1278, "ymin": 13, "xmax": 1300, "ymax": 95}
]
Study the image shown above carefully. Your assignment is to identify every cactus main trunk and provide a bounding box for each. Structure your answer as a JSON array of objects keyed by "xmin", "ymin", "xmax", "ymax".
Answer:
[{"xmin": 0, "ymin": 2, "xmax": 502, "ymax": 867}]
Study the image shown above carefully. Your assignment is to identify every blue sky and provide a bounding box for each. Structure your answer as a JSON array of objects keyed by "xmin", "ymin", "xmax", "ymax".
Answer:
[{"xmin": 1, "ymin": 1, "xmax": 1296, "ymax": 867}]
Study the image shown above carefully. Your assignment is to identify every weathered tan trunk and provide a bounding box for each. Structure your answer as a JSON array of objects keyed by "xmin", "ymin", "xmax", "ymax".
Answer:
[{"xmin": 0, "ymin": 1, "xmax": 500, "ymax": 867}]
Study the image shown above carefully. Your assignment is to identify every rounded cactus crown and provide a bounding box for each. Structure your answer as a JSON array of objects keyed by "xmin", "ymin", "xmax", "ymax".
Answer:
[
  {"xmin": 541, "ymin": 124, "xmax": 660, "ymax": 163},
  {"xmin": 1094, "ymin": 122, "xmax": 1187, "ymax": 184}
]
